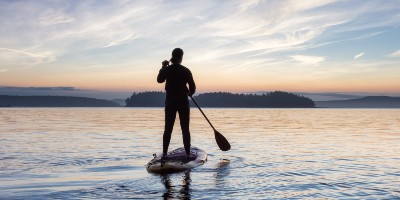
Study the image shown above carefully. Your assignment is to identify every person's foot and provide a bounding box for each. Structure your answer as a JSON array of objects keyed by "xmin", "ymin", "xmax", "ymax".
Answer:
[{"xmin": 186, "ymin": 155, "xmax": 196, "ymax": 161}]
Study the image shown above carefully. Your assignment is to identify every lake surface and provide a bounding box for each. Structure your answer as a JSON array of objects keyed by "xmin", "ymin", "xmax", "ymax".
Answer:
[{"xmin": 1, "ymin": 108, "xmax": 400, "ymax": 199}]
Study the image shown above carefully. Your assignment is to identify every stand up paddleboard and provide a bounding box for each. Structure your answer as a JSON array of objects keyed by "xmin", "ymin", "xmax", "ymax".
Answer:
[{"xmin": 146, "ymin": 147, "xmax": 207, "ymax": 174}]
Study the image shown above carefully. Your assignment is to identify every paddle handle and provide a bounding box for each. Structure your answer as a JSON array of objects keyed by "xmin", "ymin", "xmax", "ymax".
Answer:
[{"xmin": 190, "ymin": 96, "xmax": 216, "ymax": 131}]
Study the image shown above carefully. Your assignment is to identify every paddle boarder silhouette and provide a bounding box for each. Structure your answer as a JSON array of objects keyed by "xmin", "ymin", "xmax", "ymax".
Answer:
[{"xmin": 157, "ymin": 48, "xmax": 196, "ymax": 159}]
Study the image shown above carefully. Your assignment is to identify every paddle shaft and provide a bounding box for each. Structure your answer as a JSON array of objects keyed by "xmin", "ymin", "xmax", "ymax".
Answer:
[{"xmin": 190, "ymin": 96, "xmax": 216, "ymax": 131}]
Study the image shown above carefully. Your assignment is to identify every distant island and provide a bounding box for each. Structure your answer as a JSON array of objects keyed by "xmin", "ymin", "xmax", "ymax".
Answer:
[
  {"xmin": 316, "ymin": 96, "xmax": 400, "ymax": 108},
  {"xmin": 0, "ymin": 95, "xmax": 119, "ymax": 107},
  {"xmin": 125, "ymin": 91, "xmax": 315, "ymax": 108}
]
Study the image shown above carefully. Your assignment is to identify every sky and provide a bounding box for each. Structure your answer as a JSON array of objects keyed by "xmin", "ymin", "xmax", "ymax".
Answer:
[{"xmin": 0, "ymin": 0, "xmax": 400, "ymax": 99}]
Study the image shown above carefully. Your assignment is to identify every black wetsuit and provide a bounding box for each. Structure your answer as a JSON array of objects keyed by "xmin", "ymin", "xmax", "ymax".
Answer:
[{"xmin": 157, "ymin": 63, "xmax": 196, "ymax": 156}]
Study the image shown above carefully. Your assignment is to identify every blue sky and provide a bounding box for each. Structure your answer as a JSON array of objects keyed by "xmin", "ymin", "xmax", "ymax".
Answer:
[{"xmin": 0, "ymin": 0, "xmax": 399, "ymax": 99}]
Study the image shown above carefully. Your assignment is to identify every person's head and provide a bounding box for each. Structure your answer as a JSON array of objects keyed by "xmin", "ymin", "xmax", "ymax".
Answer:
[{"xmin": 170, "ymin": 48, "xmax": 184, "ymax": 64}]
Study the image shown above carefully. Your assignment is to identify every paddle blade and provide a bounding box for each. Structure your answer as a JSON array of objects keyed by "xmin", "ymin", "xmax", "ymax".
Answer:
[{"xmin": 214, "ymin": 130, "xmax": 231, "ymax": 151}]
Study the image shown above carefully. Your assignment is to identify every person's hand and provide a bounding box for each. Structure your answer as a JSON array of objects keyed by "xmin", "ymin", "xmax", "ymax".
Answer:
[{"xmin": 162, "ymin": 60, "xmax": 169, "ymax": 68}]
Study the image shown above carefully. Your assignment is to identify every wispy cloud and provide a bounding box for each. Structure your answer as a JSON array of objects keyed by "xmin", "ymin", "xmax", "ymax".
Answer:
[
  {"xmin": 0, "ymin": 47, "xmax": 56, "ymax": 65},
  {"xmin": 289, "ymin": 55, "xmax": 325, "ymax": 65},
  {"xmin": 3, "ymin": 2, "xmax": 399, "ymax": 58},
  {"xmin": 388, "ymin": 50, "xmax": 400, "ymax": 58},
  {"xmin": 308, "ymin": 31, "xmax": 383, "ymax": 49},
  {"xmin": 0, "ymin": 1, "xmax": 399, "ymax": 92},
  {"xmin": 0, "ymin": 86, "xmax": 85, "ymax": 91},
  {"xmin": 353, "ymin": 32, "xmax": 383, "ymax": 40},
  {"xmin": 37, "ymin": 10, "xmax": 74, "ymax": 26},
  {"xmin": 102, "ymin": 33, "xmax": 138, "ymax": 48},
  {"xmin": 2, "ymin": 0, "xmax": 397, "ymax": 66},
  {"xmin": 354, "ymin": 52, "xmax": 364, "ymax": 60}
]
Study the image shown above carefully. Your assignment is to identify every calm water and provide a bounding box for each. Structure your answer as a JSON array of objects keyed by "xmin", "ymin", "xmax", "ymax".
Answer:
[{"xmin": 0, "ymin": 108, "xmax": 400, "ymax": 199}]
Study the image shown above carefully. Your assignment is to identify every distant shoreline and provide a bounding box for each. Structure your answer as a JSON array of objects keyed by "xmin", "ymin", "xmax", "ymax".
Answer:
[
  {"xmin": 2, "ymin": 93, "xmax": 400, "ymax": 108},
  {"xmin": 315, "ymin": 96, "xmax": 400, "ymax": 108},
  {"xmin": 0, "ymin": 95, "xmax": 119, "ymax": 107}
]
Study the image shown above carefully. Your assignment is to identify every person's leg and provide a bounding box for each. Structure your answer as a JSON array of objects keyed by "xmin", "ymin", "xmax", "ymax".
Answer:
[
  {"xmin": 178, "ymin": 99, "xmax": 191, "ymax": 157},
  {"xmin": 163, "ymin": 102, "xmax": 176, "ymax": 157}
]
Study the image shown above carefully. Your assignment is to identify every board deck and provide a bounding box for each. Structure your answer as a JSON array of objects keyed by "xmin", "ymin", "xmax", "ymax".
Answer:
[{"xmin": 146, "ymin": 146, "xmax": 207, "ymax": 174}]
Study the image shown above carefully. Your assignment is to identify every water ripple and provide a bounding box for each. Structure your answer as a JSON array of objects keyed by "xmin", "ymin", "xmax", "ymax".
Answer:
[{"xmin": 1, "ymin": 108, "xmax": 400, "ymax": 199}]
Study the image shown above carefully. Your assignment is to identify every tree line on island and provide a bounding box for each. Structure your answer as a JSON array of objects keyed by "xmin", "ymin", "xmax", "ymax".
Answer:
[{"xmin": 125, "ymin": 91, "xmax": 315, "ymax": 108}]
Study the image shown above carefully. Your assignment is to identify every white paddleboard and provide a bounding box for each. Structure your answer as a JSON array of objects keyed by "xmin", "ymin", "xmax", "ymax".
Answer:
[{"xmin": 146, "ymin": 146, "xmax": 207, "ymax": 174}]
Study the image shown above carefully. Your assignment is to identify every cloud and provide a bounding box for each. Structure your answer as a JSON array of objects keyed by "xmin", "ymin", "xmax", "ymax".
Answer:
[
  {"xmin": 1, "ymin": 2, "xmax": 398, "ymax": 59},
  {"xmin": 1, "ymin": 0, "xmax": 400, "ymax": 91},
  {"xmin": 0, "ymin": 47, "xmax": 56, "ymax": 65},
  {"xmin": 354, "ymin": 52, "xmax": 364, "ymax": 60},
  {"xmin": 0, "ymin": 86, "xmax": 86, "ymax": 91},
  {"xmin": 289, "ymin": 55, "xmax": 325, "ymax": 65},
  {"xmin": 353, "ymin": 32, "xmax": 383, "ymax": 40},
  {"xmin": 37, "ymin": 10, "xmax": 74, "ymax": 26},
  {"xmin": 102, "ymin": 33, "xmax": 138, "ymax": 48},
  {"xmin": 3, "ymin": 0, "xmax": 394, "ymax": 65},
  {"xmin": 308, "ymin": 31, "xmax": 383, "ymax": 49},
  {"xmin": 388, "ymin": 50, "xmax": 400, "ymax": 58}
]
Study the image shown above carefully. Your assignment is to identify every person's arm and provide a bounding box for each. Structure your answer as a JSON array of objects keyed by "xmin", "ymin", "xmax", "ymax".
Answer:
[
  {"xmin": 187, "ymin": 70, "xmax": 196, "ymax": 96},
  {"xmin": 157, "ymin": 60, "xmax": 169, "ymax": 83}
]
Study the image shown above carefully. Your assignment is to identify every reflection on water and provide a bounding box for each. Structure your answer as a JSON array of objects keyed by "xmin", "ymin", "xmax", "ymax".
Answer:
[
  {"xmin": 159, "ymin": 159, "xmax": 231, "ymax": 199},
  {"xmin": 215, "ymin": 159, "xmax": 230, "ymax": 188},
  {"xmin": 161, "ymin": 172, "xmax": 191, "ymax": 199},
  {"xmin": 0, "ymin": 108, "xmax": 400, "ymax": 199}
]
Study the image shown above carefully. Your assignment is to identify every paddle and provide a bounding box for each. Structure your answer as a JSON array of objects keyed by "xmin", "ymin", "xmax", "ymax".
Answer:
[{"xmin": 190, "ymin": 96, "xmax": 231, "ymax": 151}]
